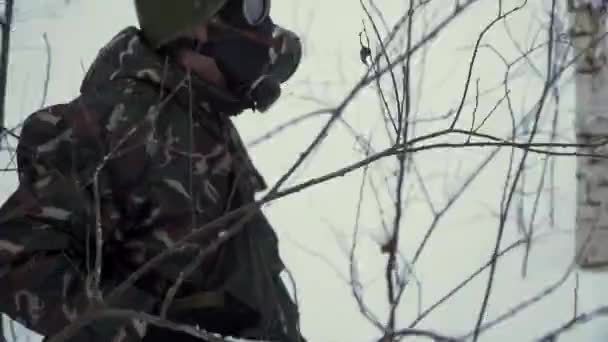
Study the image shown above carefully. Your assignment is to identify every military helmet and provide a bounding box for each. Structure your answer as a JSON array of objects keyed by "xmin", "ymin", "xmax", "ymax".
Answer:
[
  {"xmin": 135, "ymin": 0, "xmax": 272, "ymax": 48},
  {"xmin": 134, "ymin": 0, "xmax": 229, "ymax": 48}
]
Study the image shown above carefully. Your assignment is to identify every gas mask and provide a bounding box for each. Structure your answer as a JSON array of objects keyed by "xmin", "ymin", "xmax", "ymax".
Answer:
[{"xmin": 198, "ymin": 0, "xmax": 302, "ymax": 112}]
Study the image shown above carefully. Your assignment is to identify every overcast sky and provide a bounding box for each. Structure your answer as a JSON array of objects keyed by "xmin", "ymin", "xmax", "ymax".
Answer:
[{"xmin": 3, "ymin": 0, "xmax": 608, "ymax": 341}]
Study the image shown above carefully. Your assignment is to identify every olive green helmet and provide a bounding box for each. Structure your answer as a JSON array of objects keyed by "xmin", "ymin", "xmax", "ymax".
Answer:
[{"xmin": 134, "ymin": 0, "xmax": 228, "ymax": 48}]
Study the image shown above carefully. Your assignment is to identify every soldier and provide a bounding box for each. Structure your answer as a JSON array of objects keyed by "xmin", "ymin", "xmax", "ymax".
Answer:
[{"xmin": 0, "ymin": 0, "xmax": 304, "ymax": 341}]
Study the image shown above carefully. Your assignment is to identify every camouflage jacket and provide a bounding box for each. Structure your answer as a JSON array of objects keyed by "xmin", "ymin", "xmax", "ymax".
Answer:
[{"xmin": 0, "ymin": 27, "xmax": 302, "ymax": 341}]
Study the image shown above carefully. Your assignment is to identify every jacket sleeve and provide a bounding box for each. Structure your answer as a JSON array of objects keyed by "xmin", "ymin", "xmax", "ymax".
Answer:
[
  {"xmin": 0, "ymin": 99, "xmax": 114, "ymax": 268},
  {"xmin": 10, "ymin": 82, "xmax": 186, "ymax": 260},
  {"xmin": 12, "ymin": 96, "xmax": 131, "ymax": 256},
  {"xmin": 0, "ymin": 96, "xmax": 158, "ymax": 340}
]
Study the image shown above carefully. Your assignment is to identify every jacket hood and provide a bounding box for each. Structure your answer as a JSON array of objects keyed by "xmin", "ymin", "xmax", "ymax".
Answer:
[
  {"xmin": 80, "ymin": 26, "xmax": 251, "ymax": 116},
  {"xmin": 80, "ymin": 27, "xmax": 268, "ymax": 194}
]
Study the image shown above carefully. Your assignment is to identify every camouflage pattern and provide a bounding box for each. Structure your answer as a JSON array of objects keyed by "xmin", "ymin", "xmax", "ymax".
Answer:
[{"xmin": 0, "ymin": 27, "xmax": 304, "ymax": 342}]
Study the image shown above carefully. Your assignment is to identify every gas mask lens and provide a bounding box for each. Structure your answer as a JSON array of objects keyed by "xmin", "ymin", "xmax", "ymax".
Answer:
[
  {"xmin": 243, "ymin": 0, "xmax": 270, "ymax": 26},
  {"xmin": 220, "ymin": 0, "xmax": 270, "ymax": 28}
]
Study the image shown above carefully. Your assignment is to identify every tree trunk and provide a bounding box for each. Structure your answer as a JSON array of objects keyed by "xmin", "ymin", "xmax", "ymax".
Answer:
[
  {"xmin": 571, "ymin": 3, "xmax": 608, "ymax": 341},
  {"xmin": 0, "ymin": 0, "xmax": 14, "ymax": 129},
  {"xmin": 571, "ymin": 4, "xmax": 608, "ymax": 270},
  {"xmin": 0, "ymin": 1, "xmax": 15, "ymax": 340}
]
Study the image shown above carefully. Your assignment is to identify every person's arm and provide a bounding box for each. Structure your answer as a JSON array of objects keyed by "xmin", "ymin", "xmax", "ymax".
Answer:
[{"xmin": 0, "ymin": 93, "xmax": 159, "ymax": 339}]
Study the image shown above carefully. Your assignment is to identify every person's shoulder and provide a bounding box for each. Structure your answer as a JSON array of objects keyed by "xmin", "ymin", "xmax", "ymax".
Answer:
[
  {"xmin": 15, "ymin": 101, "xmax": 80, "ymax": 179},
  {"xmin": 19, "ymin": 102, "xmax": 74, "ymax": 145},
  {"xmin": 18, "ymin": 94, "xmax": 110, "ymax": 155}
]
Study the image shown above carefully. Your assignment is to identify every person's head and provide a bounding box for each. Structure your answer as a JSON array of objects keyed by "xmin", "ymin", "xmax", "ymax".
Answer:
[{"xmin": 134, "ymin": 0, "xmax": 302, "ymax": 112}]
